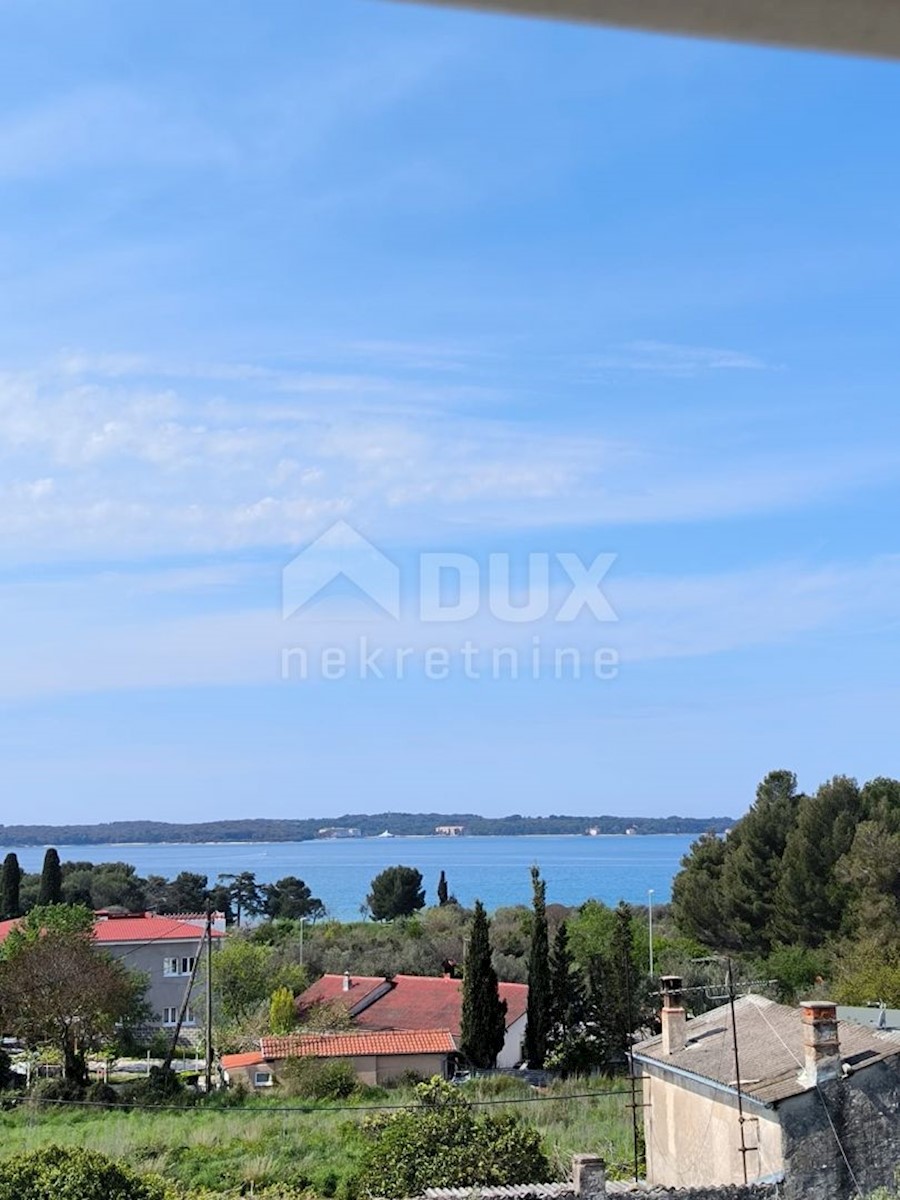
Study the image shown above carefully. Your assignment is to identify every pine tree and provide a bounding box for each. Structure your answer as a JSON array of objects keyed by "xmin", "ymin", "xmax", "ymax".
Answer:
[
  {"xmin": 437, "ymin": 870, "xmax": 449, "ymax": 907},
  {"xmin": 38, "ymin": 848, "xmax": 62, "ymax": 906},
  {"xmin": 460, "ymin": 900, "xmax": 507, "ymax": 1068},
  {"xmin": 670, "ymin": 831, "xmax": 730, "ymax": 947},
  {"xmin": 774, "ymin": 775, "xmax": 862, "ymax": 946},
  {"xmin": 718, "ymin": 769, "xmax": 801, "ymax": 952},
  {"xmin": 0, "ymin": 852, "xmax": 22, "ymax": 919},
  {"xmin": 524, "ymin": 865, "xmax": 551, "ymax": 1068}
]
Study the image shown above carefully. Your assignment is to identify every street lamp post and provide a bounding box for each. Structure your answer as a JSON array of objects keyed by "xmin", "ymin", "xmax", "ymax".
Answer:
[{"xmin": 648, "ymin": 889, "xmax": 654, "ymax": 977}]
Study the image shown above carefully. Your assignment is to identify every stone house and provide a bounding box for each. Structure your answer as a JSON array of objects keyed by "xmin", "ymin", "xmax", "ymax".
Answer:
[
  {"xmin": 632, "ymin": 978, "xmax": 900, "ymax": 1200},
  {"xmin": 297, "ymin": 971, "xmax": 528, "ymax": 1069},
  {"xmin": 220, "ymin": 1028, "xmax": 456, "ymax": 1089}
]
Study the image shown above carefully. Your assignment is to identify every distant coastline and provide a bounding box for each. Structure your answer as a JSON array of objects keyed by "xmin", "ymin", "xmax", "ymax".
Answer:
[{"xmin": 0, "ymin": 812, "xmax": 734, "ymax": 848}]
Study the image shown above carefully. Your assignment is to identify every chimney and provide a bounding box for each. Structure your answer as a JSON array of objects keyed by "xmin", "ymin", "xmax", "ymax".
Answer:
[
  {"xmin": 660, "ymin": 975, "xmax": 687, "ymax": 1055},
  {"xmin": 799, "ymin": 1000, "xmax": 841, "ymax": 1086},
  {"xmin": 342, "ymin": 971, "xmax": 351, "ymax": 992}
]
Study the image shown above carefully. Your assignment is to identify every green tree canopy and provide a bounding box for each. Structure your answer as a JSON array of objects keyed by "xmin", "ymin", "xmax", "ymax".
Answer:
[
  {"xmin": 37, "ymin": 848, "xmax": 62, "ymax": 906},
  {"xmin": 217, "ymin": 871, "xmax": 266, "ymax": 926},
  {"xmin": 460, "ymin": 900, "xmax": 507, "ymax": 1068},
  {"xmin": 0, "ymin": 852, "xmax": 21, "ymax": 920},
  {"xmin": 524, "ymin": 866, "xmax": 551, "ymax": 1069},
  {"xmin": 774, "ymin": 775, "xmax": 862, "ymax": 946},
  {"xmin": 264, "ymin": 876, "xmax": 325, "ymax": 921},
  {"xmin": 358, "ymin": 1077, "xmax": 549, "ymax": 1197},
  {"xmin": 367, "ymin": 865, "xmax": 426, "ymax": 921},
  {"xmin": 0, "ymin": 1146, "xmax": 169, "ymax": 1200},
  {"xmin": 0, "ymin": 905, "xmax": 147, "ymax": 1083},
  {"xmin": 719, "ymin": 769, "xmax": 801, "ymax": 952}
]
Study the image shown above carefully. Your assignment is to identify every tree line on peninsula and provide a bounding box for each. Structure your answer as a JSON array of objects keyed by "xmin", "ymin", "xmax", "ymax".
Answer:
[{"xmin": 0, "ymin": 810, "xmax": 734, "ymax": 847}]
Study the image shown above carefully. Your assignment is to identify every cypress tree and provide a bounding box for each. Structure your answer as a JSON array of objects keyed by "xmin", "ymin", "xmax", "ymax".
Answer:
[
  {"xmin": 549, "ymin": 921, "xmax": 584, "ymax": 1032},
  {"xmin": 1, "ymin": 852, "xmax": 22, "ymax": 919},
  {"xmin": 460, "ymin": 900, "xmax": 507, "ymax": 1068},
  {"xmin": 524, "ymin": 865, "xmax": 551, "ymax": 1068},
  {"xmin": 38, "ymin": 847, "xmax": 63, "ymax": 906},
  {"xmin": 547, "ymin": 921, "xmax": 586, "ymax": 1056},
  {"xmin": 437, "ymin": 870, "xmax": 449, "ymax": 907},
  {"xmin": 606, "ymin": 901, "xmax": 638, "ymax": 1065}
]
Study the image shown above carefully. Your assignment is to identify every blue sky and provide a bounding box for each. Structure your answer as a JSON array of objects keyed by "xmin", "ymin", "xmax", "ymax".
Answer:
[{"xmin": 1, "ymin": 0, "xmax": 899, "ymax": 824}]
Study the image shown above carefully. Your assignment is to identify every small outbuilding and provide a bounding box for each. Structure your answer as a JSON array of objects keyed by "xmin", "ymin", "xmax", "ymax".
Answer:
[{"xmin": 221, "ymin": 1028, "xmax": 456, "ymax": 1090}]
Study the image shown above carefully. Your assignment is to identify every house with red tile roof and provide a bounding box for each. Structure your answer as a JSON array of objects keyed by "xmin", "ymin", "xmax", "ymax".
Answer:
[
  {"xmin": 221, "ymin": 1028, "xmax": 456, "ymax": 1090},
  {"xmin": 297, "ymin": 971, "xmax": 529, "ymax": 1068},
  {"xmin": 0, "ymin": 910, "xmax": 224, "ymax": 1040}
]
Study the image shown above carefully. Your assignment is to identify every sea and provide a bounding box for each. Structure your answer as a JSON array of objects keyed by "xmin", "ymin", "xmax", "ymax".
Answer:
[{"xmin": 0, "ymin": 834, "xmax": 695, "ymax": 920}]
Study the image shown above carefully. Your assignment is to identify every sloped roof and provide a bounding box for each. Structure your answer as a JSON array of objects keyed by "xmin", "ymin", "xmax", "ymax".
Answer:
[
  {"xmin": 298, "ymin": 974, "xmax": 390, "ymax": 1014},
  {"xmin": 221, "ymin": 1051, "xmax": 266, "ymax": 1070},
  {"xmin": 633, "ymin": 994, "xmax": 900, "ymax": 1105},
  {"xmin": 0, "ymin": 912, "xmax": 224, "ymax": 946},
  {"xmin": 94, "ymin": 914, "xmax": 224, "ymax": 943},
  {"xmin": 260, "ymin": 1029, "xmax": 456, "ymax": 1060},
  {"xmin": 298, "ymin": 973, "xmax": 528, "ymax": 1036}
]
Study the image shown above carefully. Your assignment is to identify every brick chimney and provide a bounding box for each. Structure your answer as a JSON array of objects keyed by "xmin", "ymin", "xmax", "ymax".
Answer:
[
  {"xmin": 660, "ymin": 975, "xmax": 687, "ymax": 1055},
  {"xmin": 799, "ymin": 1000, "xmax": 841, "ymax": 1086}
]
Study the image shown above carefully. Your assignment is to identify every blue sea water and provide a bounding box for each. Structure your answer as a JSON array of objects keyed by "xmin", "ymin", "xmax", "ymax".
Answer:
[{"xmin": 0, "ymin": 834, "xmax": 694, "ymax": 920}]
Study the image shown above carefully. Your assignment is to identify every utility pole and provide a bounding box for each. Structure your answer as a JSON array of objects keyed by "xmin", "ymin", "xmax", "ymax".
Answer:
[
  {"xmin": 204, "ymin": 905, "xmax": 213, "ymax": 1095},
  {"xmin": 726, "ymin": 957, "xmax": 750, "ymax": 1185}
]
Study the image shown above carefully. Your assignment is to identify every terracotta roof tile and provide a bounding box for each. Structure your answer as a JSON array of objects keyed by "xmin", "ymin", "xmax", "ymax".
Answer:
[
  {"xmin": 260, "ymin": 1029, "xmax": 456, "ymax": 1060},
  {"xmin": 0, "ymin": 913, "xmax": 224, "ymax": 946},
  {"xmin": 221, "ymin": 1052, "xmax": 266, "ymax": 1070},
  {"xmin": 297, "ymin": 974, "xmax": 528, "ymax": 1036},
  {"xmin": 93, "ymin": 914, "xmax": 224, "ymax": 943}
]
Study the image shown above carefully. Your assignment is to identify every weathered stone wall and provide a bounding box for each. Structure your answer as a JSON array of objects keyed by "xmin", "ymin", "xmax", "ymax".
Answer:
[{"xmin": 779, "ymin": 1057, "xmax": 900, "ymax": 1200}]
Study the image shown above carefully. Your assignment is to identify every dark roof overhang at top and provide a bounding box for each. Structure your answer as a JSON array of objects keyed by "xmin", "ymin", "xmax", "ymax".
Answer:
[{"xmin": 389, "ymin": 0, "xmax": 900, "ymax": 60}]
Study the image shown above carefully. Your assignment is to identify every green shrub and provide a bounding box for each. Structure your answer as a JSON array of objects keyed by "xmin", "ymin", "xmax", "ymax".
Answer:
[
  {"xmin": 120, "ymin": 1066, "xmax": 189, "ymax": 1107},
  {"xmin": 280, "ymin": 1056, "xmax": 358, "ymax": 1100},
  {"xmin": 0, "ymin": 1145, "xmax": 171, "ymax": 1200},
  {"xmin": 357, "ymin": 1076, "xmax": 550, "ymax": 1197},
  {"xmin": 27, "ymin": 1076, "xmax": 85, "ymax": 1105},
  {"xmin": 84, "ymin": 1080, "xmax": 119, "ymax": 1107}
]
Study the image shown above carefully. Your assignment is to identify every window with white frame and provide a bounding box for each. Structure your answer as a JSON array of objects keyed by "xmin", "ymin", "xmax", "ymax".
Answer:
[
  {"xmin": 162, "ymin": 1006, "xmax": 195, "ymax": 1026},
  {"xmin": 163, "ymin": 955, "xmax": 196, "ymax": 977},
  {"xmin": 254, "ymin": 1071, "xmax": 274, "ymax": 1088}
]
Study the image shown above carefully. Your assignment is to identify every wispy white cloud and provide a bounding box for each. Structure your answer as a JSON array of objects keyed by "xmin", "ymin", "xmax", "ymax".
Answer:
[
  {"xmin": 586, "ymin": 340, "xmax": 772, "ymax": 376},
  {"xmin": 1, "ymin": 553, "xmax": 898, "ymax": 701},
  {"xmin": 0, "ymin": 353, "xmax": 893, "ymax": 560}
]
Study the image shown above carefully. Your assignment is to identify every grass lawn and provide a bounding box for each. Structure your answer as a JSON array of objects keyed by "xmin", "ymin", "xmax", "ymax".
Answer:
[{"xmin": 0, "ymin": 1077, "xmax": 639, "ymax": 1197}]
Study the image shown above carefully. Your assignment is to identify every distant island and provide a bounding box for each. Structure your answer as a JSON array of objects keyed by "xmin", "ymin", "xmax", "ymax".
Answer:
[{"xmin": 0, "ymin": 811, "xmax": 734, "ymax": 847}]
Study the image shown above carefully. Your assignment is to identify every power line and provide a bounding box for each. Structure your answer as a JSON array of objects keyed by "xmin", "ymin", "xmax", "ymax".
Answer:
[{"xmin": 9, "ymin": 1086, "xmax": 632, "ymax": 1117}]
